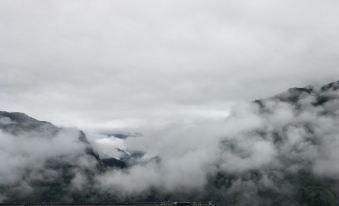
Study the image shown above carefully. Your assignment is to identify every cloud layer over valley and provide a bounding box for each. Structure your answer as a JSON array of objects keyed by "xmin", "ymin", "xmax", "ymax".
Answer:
[
  {"xmin": 1, "ymin": 82, "xmax": 339, "ymax": 205},
  {"xmin": 1, "ymin": 1, "xmax": 339, "ymax": 205}
]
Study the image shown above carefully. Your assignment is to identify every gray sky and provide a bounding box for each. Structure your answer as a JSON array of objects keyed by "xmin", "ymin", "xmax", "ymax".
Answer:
[{"xmin": 1, "ymin": 0, "xmax": 339, "ymax": 130}]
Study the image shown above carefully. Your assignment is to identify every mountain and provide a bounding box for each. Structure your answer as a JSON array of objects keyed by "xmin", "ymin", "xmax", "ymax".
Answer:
[
  {"xmin": 0, "ymin": 111, "xmax": 59, "ymax": 136},
  {"xmin": 1, "ymin": 80, "xmax": 339, "ymax": 205},
  {"xmin": 257, "ymin": 80, "xmax": 339, "ymax": 106},
  {"xmin": 0, "ymin": 111, "xmax": 100, "ymax": 160},
  {"xmin": 213, "ymin": 81, "xmax": 339, "ymax": 206},
  {"xmin": 0, "ymin": 111, "xmax": 104, "ymax": 202}
]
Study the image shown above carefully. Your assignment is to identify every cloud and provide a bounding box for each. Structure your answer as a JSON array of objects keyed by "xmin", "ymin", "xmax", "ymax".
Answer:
[
  {"xmin": 1, "ymin": 82, "xmax": 339, "ymax": 205},
  {"xmin": 0, "ymin": 0, "xmax": 339, "ymax": 129},
  {"xmin": 1, "ymin": 0, "xmax": 339, "ymax": 204},
  {"xmin": 92, "ymin": 85, "xmax": 339, "ymax": 204},
  {"xmin": 0, "ymin": 125, "xmax": 98, "ymax": 198}
]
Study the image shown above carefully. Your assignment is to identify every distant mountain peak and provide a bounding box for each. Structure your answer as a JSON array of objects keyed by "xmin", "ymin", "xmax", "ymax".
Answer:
[
  {"xmin": 321, "ymin": 80, "xmax": 339, "ymax": 92},
  {"xmin": 0, "ymin": 111, "xmax": 42, "ymax": 124}
]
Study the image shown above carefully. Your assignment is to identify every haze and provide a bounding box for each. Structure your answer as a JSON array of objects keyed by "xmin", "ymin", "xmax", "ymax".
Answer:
[{"xmin": 1, "ymin": 0, "xmax": 339, "ymax": 131}]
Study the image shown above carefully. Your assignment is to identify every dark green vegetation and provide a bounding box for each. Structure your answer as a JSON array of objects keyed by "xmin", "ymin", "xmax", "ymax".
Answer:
[{"xmin": 303, "ymin": 187, "xmax": 336, "ymax": 206}]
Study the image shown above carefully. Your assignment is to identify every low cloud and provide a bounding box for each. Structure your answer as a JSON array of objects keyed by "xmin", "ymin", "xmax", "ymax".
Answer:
[
  {"xmin": 1, "ymin": 83, "xmax": 339, "ymax": 205},
  {"xmin": 93, "ymin": 84, "xmax": 339, "ymax": 204}
]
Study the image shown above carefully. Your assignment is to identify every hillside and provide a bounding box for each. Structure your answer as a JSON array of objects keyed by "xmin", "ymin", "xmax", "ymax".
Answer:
[{"xmin": 1, "ymin": 81, "xmax": 339, "ymax": 205}]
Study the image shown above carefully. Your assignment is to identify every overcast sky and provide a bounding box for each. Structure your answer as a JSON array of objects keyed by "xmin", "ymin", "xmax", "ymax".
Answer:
[{"xmin": 1, "ymin": 0, "xmax": 339, "ymax": 130}]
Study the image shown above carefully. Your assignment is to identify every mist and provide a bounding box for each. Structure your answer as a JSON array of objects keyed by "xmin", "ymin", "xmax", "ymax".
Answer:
[
  {"xmin": 1, "ymin": 0, "xmax": 339, "ymax": 129},
  {"xmin": 1, "ymin": 82, "xmax": 339, "ymax": 205},
  {"xmin": 94, "ymin": 85, "xmax": 339, "ymax": 198},
  {"xmin": 1, "ymin": 0, "xmax": 339, "ymax": 205}
]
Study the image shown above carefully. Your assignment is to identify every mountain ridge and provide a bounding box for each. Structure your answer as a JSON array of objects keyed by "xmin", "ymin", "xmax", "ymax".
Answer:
[{"xmin": 1, "ymin": 80, "xmax": 339, "ymax": 205}]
